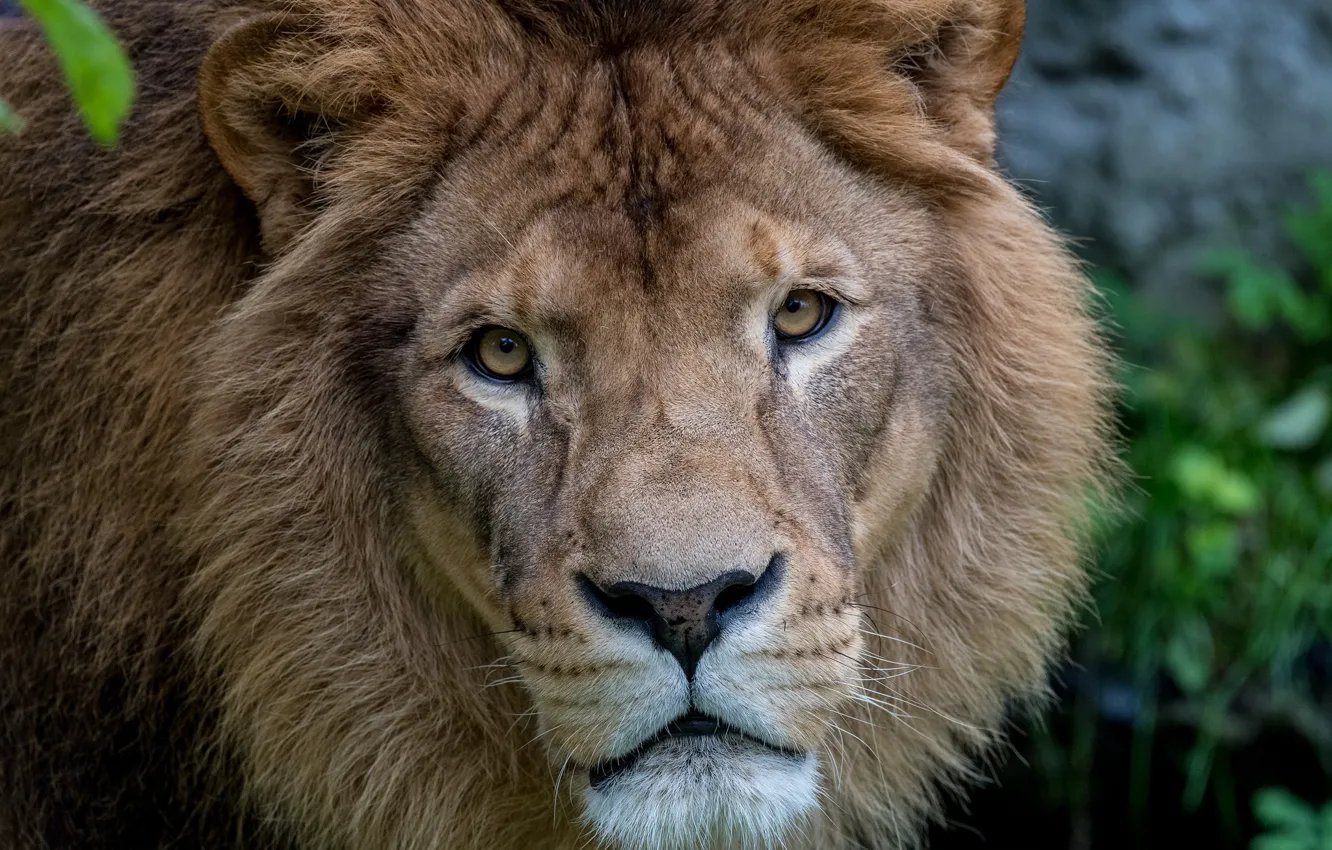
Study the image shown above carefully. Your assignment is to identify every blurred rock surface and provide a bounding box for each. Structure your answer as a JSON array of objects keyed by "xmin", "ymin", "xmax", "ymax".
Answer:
[{"xmin": 998, "ymin": 0, "xmax": 1332, "ymax": 307}]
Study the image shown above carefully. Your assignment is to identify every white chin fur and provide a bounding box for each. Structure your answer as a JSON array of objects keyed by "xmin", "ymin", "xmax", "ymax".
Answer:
[{"xmin": 580, "ymin": 736, "xmax": 820, "ymax": 850}]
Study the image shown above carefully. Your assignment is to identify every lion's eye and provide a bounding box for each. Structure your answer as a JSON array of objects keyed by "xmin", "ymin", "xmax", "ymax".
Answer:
[
  {"xmin": 467, "ymin": 327, "xmax": 533, "ymax": 381},
  {"xmin": 773, "ymin": 289, "xmax": 834, "ymax": 342}
]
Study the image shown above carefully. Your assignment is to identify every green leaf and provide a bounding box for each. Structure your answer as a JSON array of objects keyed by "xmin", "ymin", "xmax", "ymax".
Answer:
[
  {"xmin": 1259, "ymin": 386, "xmax": 1332, "ymax": 451},
  {"xmin": 19, "ymin": 0, "xmax": 134, "ymax": 146},
  {"xmin": 1212, "ymin": 474, "xmax": 1260, "ymax": 515},
  {"xmin": 1209, "ymin": 250, "xmax": 1267, "ymax": 329},
  {"xmin": 1313, "ymin": 456, "xmax": 1332, "ymax": 497},
  {"xmin": 1252, "ymin": 837, "xmax": 1316, "ymax": 850},
  {"xmin": 1207, "ymin": 245, "xmax": 1331, "ymax": 337},
  {"xmin": 1164, "ymin": 619, "xmax": 1213, "ymax": 694},
  {"xmin": 0, "ymin": 99, "xmax": 24, "ymax": 134},
  {"xmin": 1185, "ymin": 521, "xmax": 1241, "ymax": 577},
  {"xmin": 1287, "ymin": 172, "xmax": 1332, "ymax": 280},
  {"xmin": 1170, "ymin": 447, "xmax": 1211, "ymax": 498},
  {"xmin": 1210, "ymin": 250, "xmax": 1301, "ymax": 332},
  {"xmin": 1255, "ymin": 789, "xmax": 1319, "ymax": 832},
  {"xmin": 1171, "ymin": 445, "xmax": 1261, "ymax": 514}
]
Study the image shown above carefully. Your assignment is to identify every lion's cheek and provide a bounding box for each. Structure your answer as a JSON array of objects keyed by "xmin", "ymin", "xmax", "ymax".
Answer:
[
  {"xmin": 850, "ymin": 401, "xmax": 946, "ymax": 562},
  {"xmin": 692, "ymin": 620, "xmax": 865, "ymax": 754},
  {"xmin": 520, "ymin": 639, "xmax": 691, "ymax": 766}
]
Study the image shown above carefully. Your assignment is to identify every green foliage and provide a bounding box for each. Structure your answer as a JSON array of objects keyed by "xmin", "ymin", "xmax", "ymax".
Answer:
[
  {"xmin": 1252, "ymin": 789, "xmax": 1332, "ymax": 850},
  {"xmin": 1, "ymin": 0, "xmax": 134, "ymax": 145},
  {"xmin": 1088, "ymin": 172, "xmax": 1332, "ymax": 817}
]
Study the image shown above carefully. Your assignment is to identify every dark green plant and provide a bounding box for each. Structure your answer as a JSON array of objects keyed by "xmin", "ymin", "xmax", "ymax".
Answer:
[
  {"xmin": 1116, "ymin": 172, "xmax": 1329, "ymax": 814},
  {"xmin": 1252, "ymin": 789, "xmax": 1332, "ymax": 850},
  {"xmin": 1, "ymin": 0, "xmax": 133, "ymax": 144},
  {"xmin": 1098, "ymin": 172, "xmax": 1332, "ymax": 817},
  {"xmin": 1033, "ymin": 173, "xmax": 1332, "ymax": 834}
]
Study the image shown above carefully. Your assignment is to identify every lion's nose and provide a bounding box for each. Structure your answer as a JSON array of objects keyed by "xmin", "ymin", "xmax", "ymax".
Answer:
[{"xmin": 580, "ymin": 558, "xmax": 780, "ymax": 678}]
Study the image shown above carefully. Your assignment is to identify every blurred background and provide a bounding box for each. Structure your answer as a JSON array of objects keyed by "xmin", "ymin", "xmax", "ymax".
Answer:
[
  {"xmin": 933, "ymin": 2, "xmax": 1332, "ymax": 848},
  {"xmin": 4, "ymin": 0, "xmax": 1331, "ymax": 847}
]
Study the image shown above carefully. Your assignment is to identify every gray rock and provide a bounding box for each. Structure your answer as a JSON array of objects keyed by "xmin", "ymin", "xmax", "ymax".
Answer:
[{"xmin": 998, "ymin": 0, "xmax": 1332, "ymax": 308}]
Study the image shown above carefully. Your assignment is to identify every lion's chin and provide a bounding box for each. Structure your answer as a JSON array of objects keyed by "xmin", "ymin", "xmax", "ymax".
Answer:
[{"xmin": 580, "ymin": 735, "xmax": 820, "ymax": 850}]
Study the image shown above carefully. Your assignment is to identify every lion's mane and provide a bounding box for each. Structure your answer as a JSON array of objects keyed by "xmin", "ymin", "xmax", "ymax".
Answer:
[{"xmin": 0, "ymin": 1, "xmax": 1114, "ymax": 847}]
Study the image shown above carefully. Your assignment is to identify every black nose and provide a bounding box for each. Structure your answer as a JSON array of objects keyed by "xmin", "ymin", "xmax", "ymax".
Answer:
[{"xmin": 580, "ymin": 559, "xmax": 780, "ymax": 678}]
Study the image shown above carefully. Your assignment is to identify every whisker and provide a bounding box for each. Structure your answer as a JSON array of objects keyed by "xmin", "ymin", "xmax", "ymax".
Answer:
[
  {"xmin": 856, "ymin": 626, "xmax": 929, "ymax": 654},
  {"xmin": 878, "ymin": 692, "xmax": 987, "ymax": 734},
  {"xmin": 831, "ymin": 649, "xmax": 919, "ymax": 680},
  {"xmin": 826, "ymin": 708, "xmax": 879, "ymax": 739},
  {"xmin": 553, "ymin": 751, "xmax": 574, "ymax": 823},
  {"xmin": 855, "ymin": 656, "xmax": 921, "ymax": 671},
  {"xmin": 817, "ymin": 714, "xmax": 851, "ymax": 789},
  {"xmin": 830, "ymin": 649, "xmax": 865, "ymax": 669},
  {"xmin": 519, "ymin": 723, "xmax": 567, "ymax": 752},
  {"xmin": 848, "ymin": 691, "xmax": 912, "ymax": 720},
  {"xmin": 847, "ymin": 599, "xmax": 921, "ymax": 630},
  {"xmin": 436, "ymin": 628, "xmax": 524, "ymax": 648},
  {"xmin": 859, "ymin": 668, "xmax": 920, "ymax": 682},
  {"xmin": 506, "ymin": 707, "xmax": 540, "ymax": 736}
]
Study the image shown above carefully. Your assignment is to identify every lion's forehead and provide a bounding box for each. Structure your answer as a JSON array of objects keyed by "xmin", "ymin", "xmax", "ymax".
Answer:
[
  {"xmin": 406, "ymin": 49, "xmax": 922, "ymax": 282},
  {"xmin": 449, "ymin": 47, "xmax": 783, "ymax": 209}
]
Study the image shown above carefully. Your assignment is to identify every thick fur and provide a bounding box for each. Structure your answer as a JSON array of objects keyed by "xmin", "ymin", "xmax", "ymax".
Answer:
[{"xmin": 0, "ymin": 1, "xmax": 1115, "ymax": 848}]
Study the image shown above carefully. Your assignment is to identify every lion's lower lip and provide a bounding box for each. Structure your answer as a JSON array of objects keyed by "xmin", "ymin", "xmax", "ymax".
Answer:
[{"xmin": 587, "ymin": 711, "xmax": 802, "ymax": 789}]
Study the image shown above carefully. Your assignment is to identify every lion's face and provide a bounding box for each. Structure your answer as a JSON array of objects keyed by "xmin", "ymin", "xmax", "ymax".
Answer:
[
  {"xmin": 194, "ymin": 2, "xmax": 1108, "ymax": 848},
  {"xmin": 388, "ymin": 52, "xmax": 951, "ymax": 844}
]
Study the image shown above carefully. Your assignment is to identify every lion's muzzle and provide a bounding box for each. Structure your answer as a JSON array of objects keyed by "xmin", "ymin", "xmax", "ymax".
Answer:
[{"xmin": 579, "ymin": 555, "xmax": 782, "ymax": 678}]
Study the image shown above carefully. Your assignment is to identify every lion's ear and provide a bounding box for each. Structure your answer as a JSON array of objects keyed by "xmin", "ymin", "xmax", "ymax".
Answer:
[
  {"xmin": 200, "ymin": 14, "xmax": 366, "ymax": 253},
  {"xmin": 782, "ymin": 0, "xmax": 1026, "ymax": 180},
  {"xmin": 893, "ymin": 0, "xmax": 1026, "ymax": 162}
]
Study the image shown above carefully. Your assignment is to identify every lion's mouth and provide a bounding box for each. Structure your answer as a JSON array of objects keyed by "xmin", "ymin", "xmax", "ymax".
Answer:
[{"xmin": 587, "ymin": 711, "xmax": 804, "ymax": 789}]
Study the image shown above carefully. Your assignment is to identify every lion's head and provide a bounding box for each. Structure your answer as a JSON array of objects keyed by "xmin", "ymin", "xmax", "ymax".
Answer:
[{"xmin": 185, "ymin": 0, "xmax": 1112, "ymax": 847}]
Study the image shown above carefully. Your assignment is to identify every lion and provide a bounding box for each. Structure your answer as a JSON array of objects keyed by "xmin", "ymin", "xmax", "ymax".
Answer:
[{"xmin": 0, "ymin": 0, "xmax": 1114, "ymax": 847}]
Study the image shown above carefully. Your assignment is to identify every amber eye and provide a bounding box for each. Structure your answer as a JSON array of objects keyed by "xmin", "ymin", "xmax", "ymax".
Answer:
[
  {"xmin": 773, "ymin": 289, "xmax": 834, "ymax": 341},
  {"xmin": 466, "ymin": 327, "xmax": 533, "ymax": 382}
]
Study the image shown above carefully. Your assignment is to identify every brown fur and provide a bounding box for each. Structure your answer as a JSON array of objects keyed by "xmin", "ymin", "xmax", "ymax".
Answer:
[{"xmin": 0, "ymin": 1, "xmax": 1115, "ymax": 848}]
